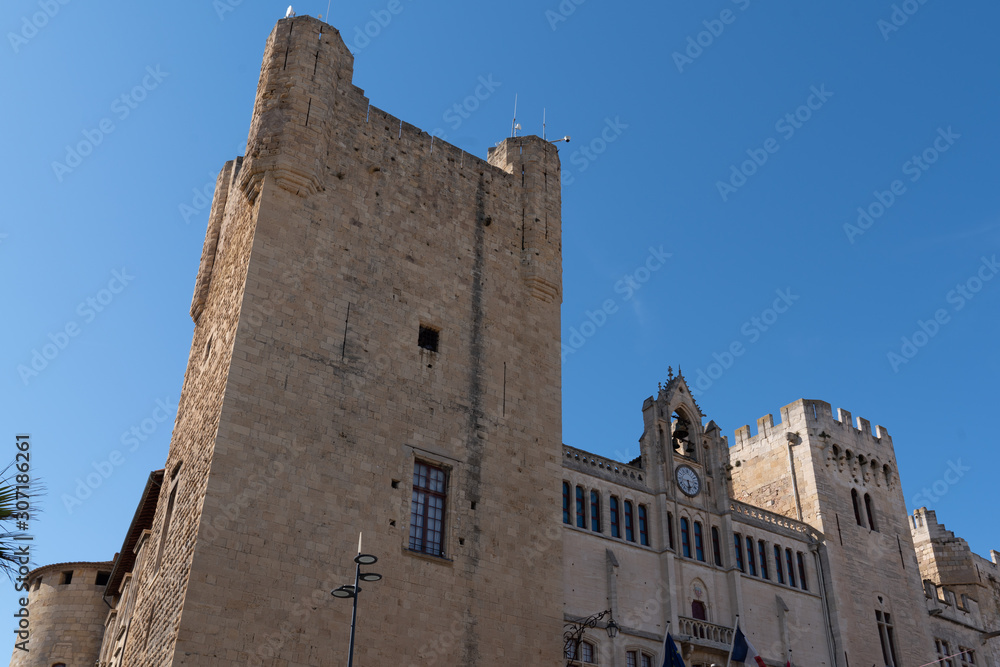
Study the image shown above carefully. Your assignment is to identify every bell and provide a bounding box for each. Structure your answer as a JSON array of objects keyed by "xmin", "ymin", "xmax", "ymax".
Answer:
[{"xmin": 673, "ymin": 423, "xmax": 689, "ymax": 441}]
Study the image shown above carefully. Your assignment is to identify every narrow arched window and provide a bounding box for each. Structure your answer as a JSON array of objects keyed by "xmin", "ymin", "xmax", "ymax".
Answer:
[
  {"xmin": 576, "ymin": 486, "xmax": 586, "ymax": 529},
  {"xmin": 625, "ymin": 500, "xmax": 635, "ymax": 542},
  {"xmin": 772, "ymin": 544, "xmax": 783, "ymax": 583},
  {"xmin": 590, "ymin": 490, "xmax": 601, "ymax": 533},
  {"xmin": 797, "ymin": 552, "xmax": 808, "ymax": 590},
  {"xmin": 734, "ymin": 533, "xmax": 744, "ymax": 571},
  {"xmin": 852, "ymin": 488, "xmax": 864, "ymax": 526},
  {"xmin": 562, "ymin": 482, "xmax": 570, "ymax": 524},
  {"xmin": 638, "ymin": 505, "xmax": 649, "ymax": 546},
  {"xmin": 694, "ymin": 522, "xmax": 705, "ymax": 561},
  {"xmin": 745, "ymin": 536, "xmax": 756, "ymax": 575},
  {"xmin": 667, "ymin": 512, "xmax": 675, "ymax": 549},
  {"xmin": 786, "ymin": 548, "xmax": 797, "ymax": 587},
  {"xmin": 711, "ymin": 526, "xmax": 722, "ymax": 566},
  {"xmin": 865, "ymin": 493, "xmax": 878, "ymax": 531},
  {"xmin": 758, "ymin": 540, "xmax": 769, "ymax": 579},
  {"xmin": 624, "ymin": 501, "xmax": 635, "ymax": 542},
  {"xmin": 610, "ymin": 496, "xmax": 620, "ymax": 538},
  {"xmin": 680, "ymin": 518, "xmax": 691, "ymax": 557}
]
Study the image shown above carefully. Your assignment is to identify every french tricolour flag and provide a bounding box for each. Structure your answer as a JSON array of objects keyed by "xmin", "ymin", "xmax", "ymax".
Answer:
[{"xmin": 730, "ymin": 626, "xmax": 767, "ymax": 667}]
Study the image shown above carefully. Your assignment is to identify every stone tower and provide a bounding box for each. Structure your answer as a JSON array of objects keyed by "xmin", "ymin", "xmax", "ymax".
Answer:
[
  {"xmin": 10, "ymin": 561, "xmax": 113, "ymax": 667},
  {"xmin": 729, "ymin": 400, "xmax": 934, "ymax": 667},
  {"xmin": 119, "ymin": 15, "xmax": 564, "ymax": 666}
]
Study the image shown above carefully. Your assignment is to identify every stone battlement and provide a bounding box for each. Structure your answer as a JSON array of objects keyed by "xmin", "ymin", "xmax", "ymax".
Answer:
[
  {"xmin": 734, "ymin": 399, "xmax": 890, "ymax": 448},
  {"xmin": 924, "ymin": 580, "xmax": 982, "ymax": 625}
]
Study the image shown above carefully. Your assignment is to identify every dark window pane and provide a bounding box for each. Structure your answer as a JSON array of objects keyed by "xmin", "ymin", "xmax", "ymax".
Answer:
[
  {"xmin": 410, "ymin": 461, "xmax": 447, "ymax": 556},
  {"xmin": 625, "ymin": 501, "xmax": 635, "ymax": 542},
  {"xmin": 681, "ymin": 518, "xmax": 691, "ymax": 558},
  {"xmin": 590, "ymin": 491, "xmax": 601, "ymax": 532},
  {"xmin": 562, "ymin": 482, "xmax": 570, "ymax": 524},
  {"xmin": 694, "ymin": 522, "xmax": 705, "ymax": 562}
]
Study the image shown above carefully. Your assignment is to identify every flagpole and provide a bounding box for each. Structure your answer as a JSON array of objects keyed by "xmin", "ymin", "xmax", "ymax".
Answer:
[{"xmin": 725, "ymin": 615, "xmax": 739, "ymax": 667}]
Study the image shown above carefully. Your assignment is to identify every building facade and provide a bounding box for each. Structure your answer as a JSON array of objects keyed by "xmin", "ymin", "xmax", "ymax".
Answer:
[{"xmin": 12, "ymin": 14, "xmax": 999, "ymax": 667}]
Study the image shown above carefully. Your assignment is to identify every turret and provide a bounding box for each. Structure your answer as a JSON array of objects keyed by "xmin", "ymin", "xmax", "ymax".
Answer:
[
  {"xmin": 488, "ymin": 136, "xmax": 562, "ymax": 302},
  {"xmin": 238, "ymin": 16, "xmax": 355, "ymax": 202},
  {"xmin": 10, "ymin": 561, "xmax": 113, "ymax": 667}
]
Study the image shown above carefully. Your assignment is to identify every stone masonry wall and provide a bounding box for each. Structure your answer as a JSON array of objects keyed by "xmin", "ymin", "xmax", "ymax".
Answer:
[{"xmin": 121, "ymin": 149, "xmax": 259, "ymax": 664}]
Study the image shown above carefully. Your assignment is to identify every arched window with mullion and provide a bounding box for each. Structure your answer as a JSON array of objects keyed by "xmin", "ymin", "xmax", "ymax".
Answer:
[
  {"xmin": 680, "ymin": 518, "xmax": 691, "ymax": 558},
  {"xmin": 590, "ymin": 490, "xmax": 602, "ymax": 532},
  {"xmin": 865, "ymin": 493, "xmax": 878, "ymax": 531},
  {"xmin": 852, "ymin": 488, "xmax": 864, "ymax": 527},
  {"xmin": 624, "ymin": 500, "xmax": 636, "ymax": 542},
  {"xmin": 562, "ymin": 482, "xmax": 570, "ymax": 524}
]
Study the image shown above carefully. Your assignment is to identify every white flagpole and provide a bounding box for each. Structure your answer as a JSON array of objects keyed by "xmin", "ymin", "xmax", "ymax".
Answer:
[
  {"xmin": 725, "ymin": 614, "xmax": 740, "ymax": 667},
  {"xmin": 662, "ymin": 621, "xmax": 671, "ymax": 667}
]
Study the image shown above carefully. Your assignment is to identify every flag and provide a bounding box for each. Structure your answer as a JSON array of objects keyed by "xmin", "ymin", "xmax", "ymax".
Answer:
[
  {"xmin": 661, "ymin": 632, "xmax": 687, "ymax": 667},
  {"xmin": 731, "ymin": 625, "xmax": 767, "ymax": 667}
]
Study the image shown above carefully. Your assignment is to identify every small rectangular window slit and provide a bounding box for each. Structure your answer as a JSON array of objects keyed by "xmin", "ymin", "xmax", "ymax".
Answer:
[{"xmin": 418, "ymin": 326, "xmax": 439, "ymax": 352}]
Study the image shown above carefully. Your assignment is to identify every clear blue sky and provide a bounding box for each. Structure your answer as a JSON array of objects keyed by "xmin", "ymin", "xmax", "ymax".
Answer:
[{"xmin": 2, "ymin": 0, "xmax": 997, "ymax": 619}]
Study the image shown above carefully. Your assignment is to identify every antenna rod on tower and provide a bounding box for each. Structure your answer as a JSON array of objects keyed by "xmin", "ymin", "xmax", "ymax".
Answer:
[
  {"xmin": 543, "ymin": 108, "xmax": 546, "ymax": 141},
  {"xmin": 511, "ymin": 94, "xmax": 518, "ymax": 138}
]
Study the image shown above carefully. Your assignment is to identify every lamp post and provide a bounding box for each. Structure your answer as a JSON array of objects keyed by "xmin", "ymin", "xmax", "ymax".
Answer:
[
  {"xmin": 331, "ymin": 534, "xmax": 382, "ymax": 667},
  {"xmin": 563, "ymin": 609, "xmax": 620, "ymax": 666}
]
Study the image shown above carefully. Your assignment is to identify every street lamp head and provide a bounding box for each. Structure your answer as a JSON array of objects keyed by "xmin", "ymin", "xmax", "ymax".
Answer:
[
  {"xmin": 355, "ymin": 553, "xmax": 378, "ymax": 565},
  {"xmin": 331, "ymin": 585, "xmax": 357, "ymax": 599},
  {"xmin": 359, "ymin": 572, "xmax": 382, "ymax": 582},
  {"xmin": 605, "ymin": 617, "xmax": 620, "ymax": 639}
]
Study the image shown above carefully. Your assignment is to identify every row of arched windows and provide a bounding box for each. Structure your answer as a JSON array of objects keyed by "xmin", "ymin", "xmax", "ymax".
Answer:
[
  {"xmin": 563, "ymin": 483, "xmax": 809, "ymax": 592},
  {"xmin": 675, "ymin": 516, "xmax": 723, "ymax": 567},
  {"xmin": 851, "ymin": 488, "xmax": 878, "ymax": 531},
  {"xmin": 733, "ymin": 532, "xmax": 808, "ymax": 590},
  {"xmin": 563, "ymin": 482, "xmax": 650, "ymax": 547}
]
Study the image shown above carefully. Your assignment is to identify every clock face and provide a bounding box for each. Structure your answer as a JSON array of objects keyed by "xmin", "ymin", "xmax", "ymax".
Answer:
[{"xmin": 676, "ymin": 465, "xmax": 700, "ymax": 497}]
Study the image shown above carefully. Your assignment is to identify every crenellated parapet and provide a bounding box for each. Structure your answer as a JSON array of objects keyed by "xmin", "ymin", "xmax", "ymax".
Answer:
[
  {"xmin": 731, "ymin": 399, "xmax": 898, "ymax": 490},
  {"xmin": 924, "ymin": 579, "xmax": 983, "ymax": 627}
]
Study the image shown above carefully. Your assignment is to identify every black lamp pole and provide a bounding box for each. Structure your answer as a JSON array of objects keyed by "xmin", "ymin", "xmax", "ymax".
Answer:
[
  {"xmin": 346, "ymin": 557, "xmax": 361, "ymax": 667},
  {"xmin": 332, "ymin": 536, "xmax": 382, "ymax": 667}
]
